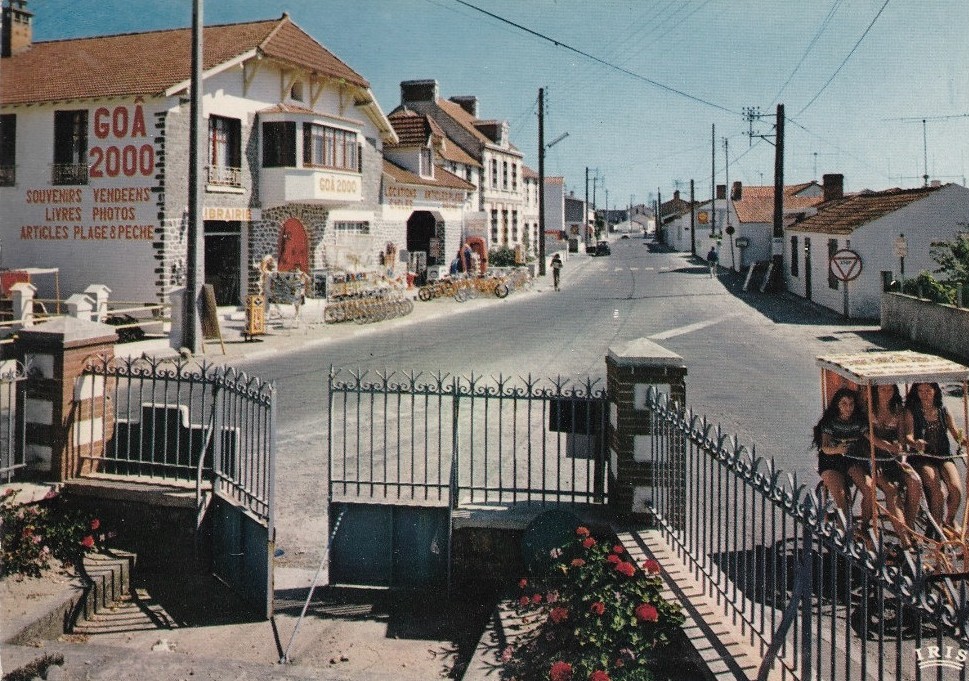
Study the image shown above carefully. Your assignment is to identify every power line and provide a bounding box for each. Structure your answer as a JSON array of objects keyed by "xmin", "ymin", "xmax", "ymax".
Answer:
[
  {"xmin": 771, "ymin": 0, "xmax": 843, "ymax": 106},
  {"xmin": 450, "ymin": 0, "xmax": 741, "ymax": 116},
  {"xmin": 795, "ymin": 0, "xmax": 892, "ymax": 117}
]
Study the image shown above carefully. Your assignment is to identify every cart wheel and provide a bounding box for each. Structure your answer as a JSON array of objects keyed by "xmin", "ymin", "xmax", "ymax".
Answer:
[{"xmin": 494, "ymin": 283, "xmax": 509, "ymax": 298}]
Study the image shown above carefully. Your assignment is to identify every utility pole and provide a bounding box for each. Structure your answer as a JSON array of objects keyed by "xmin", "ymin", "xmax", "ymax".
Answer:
[
  {"xmin": 771, "ymin": 103, "xmax": 785, "ymax": 290},
  {"xmin": 656, "ymin": 188, "xmax": 662, "ymax": 243},
  {"xmin": 585, "ymin": 167, "xmax": 590, "ymax": 245},
  {"xmin": 538, "ymin": 88, "xmax": 546, "ymax": 276},
  {"xmin": 689, "ymin": 179, "xmax": 696, "ymax": 256},
  {"xmin": 922, "ymin": 118, "xmax": 929, "ymax": 187},
  {"xmin": 184, "ymin": 0, "xmax": 204, "ymax": 354},
  {"xmin": 710, "ymin": 124, "xmax": 716, "ymax": 237}
]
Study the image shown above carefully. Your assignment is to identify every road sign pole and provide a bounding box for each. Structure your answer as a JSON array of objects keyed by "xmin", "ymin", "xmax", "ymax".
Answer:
[{"xmin": 843, "ymin": 281, "xmax": 849, "ymax": 317}]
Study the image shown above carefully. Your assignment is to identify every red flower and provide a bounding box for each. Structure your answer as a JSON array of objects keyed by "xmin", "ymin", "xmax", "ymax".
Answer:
[
  {"xmin": 532, "ymin": 593, "xmax": 542, "ymax": 604},
  {"xmin": 635, "ymin": 603, "xmax": 659, "ymax": 622},
  {"xmin": 518, "ymin": 578, "xmax": 528, "ymax": 589},
  {"xmin": 549, "ymin": 606, "xmax": 569, "ymax": 624},
  {"xmin": 90, "ymin": 518, "xmax": 101, "ymax": 531},
  {"xmin": 606, "ymin": 554, "xmax": 621, "ymax": 564},
  {"xmin": 642, "ymin": 559, "xmax": 661, "ymax": 574},
  {"xmin": 80, "ymin": 535, "xmax": 95, "ymax": 549},
  {"xmin": 575, "ymin": 526, "xmax": 590, "ymax": 537},
  {"xmin": 582, "ymin": 537, "xmax": 596, "ymax": 549},
  {"xmin": 615, "ymin": 561, "xmax": 635, "ymax": 577},
  {"xmin": 589, "ymin": 672, "xmax": 611, "ymax": 681},
  {"xmin": 550, "ymin": 661, "xmax": 573, "ymax": 681},
  {"xmin": 612, "ymin": 545, "xmax": 624, "ymax": 554},
  {"xmin": 570, "ymin": 558, "xmax": 586, "ymax": 568},
  {"xmin": 518, "ymin": 595, "xmax": 530, "ymax": 607},
  {"xmin": 590, "ymin": 601, "xmax": 605, "ymax": 616}
]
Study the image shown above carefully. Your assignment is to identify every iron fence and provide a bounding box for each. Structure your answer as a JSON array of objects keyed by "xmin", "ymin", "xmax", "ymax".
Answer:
[
  {"xmin": 327, "ymin": 369, "xmax": 609, "ymax": 507},
  {"xmin": 642, "ymin": 386, "xmax": 969, "ymax": 681},
  {"xmin": 0, "ymin": 360, "xmax": 27, "ymax": 483},
  {"xmin": 80, "ymin": 356, "xmax": 275, "ymax": 523}
]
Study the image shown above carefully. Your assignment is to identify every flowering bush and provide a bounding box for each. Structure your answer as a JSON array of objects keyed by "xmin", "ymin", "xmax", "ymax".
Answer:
[
  {"xmin": 502, "ymin": 526, "xmax": 684, "ymax": 681},
  {"xmin": 1, "ymin": 488, "xmax": 104, "ymax": 578}
]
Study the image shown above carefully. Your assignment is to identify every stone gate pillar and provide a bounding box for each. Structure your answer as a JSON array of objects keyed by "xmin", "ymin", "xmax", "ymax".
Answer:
[
  {"xmin": 15, "ymin": 317, "xmax": 118, "ymax": 481},
  {"xmin": 606, "ymin": 338, "xmax": 687, "ymax": 524}
]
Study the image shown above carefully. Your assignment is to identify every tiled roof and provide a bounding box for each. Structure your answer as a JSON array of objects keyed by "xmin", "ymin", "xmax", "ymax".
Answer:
[
  {"xmin": 382, "ymin": 160, "xmax": 475, "ymax": 191},
  {"xmin": 387, "ymin": 108, "xmax": 435, "ymax": 147},
  {"xmin": 1, "ymin": 14, "xmax": 368, "ymax": 106},
  {"xmin": 788, "ymin": 185, "xmax": 944, "ymax": 235},
  {"xmin": 522, "ymin": 165, "xmax": 539, "ymax": 180},
  {"xmin": 437, "ymin": 139, "xmax": 480, "ymax": 167},
  {"xmin": 435, "ymin": 98, "xmax": 493, "ymax": 147},
  {"xmin": 734, "ymin": 184, "xmax": 824, "ymax": 223}
]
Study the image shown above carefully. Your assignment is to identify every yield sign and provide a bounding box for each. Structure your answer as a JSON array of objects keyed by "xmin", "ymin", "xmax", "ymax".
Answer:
[{"xmin": 829, "ymin": 249, "xmax": 862, "ymax": 282}]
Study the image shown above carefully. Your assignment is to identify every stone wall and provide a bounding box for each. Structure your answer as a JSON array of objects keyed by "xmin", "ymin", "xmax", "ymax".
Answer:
[{"xmin": 881, "ymin": 292, "xmax": 969, "ymax": 364}]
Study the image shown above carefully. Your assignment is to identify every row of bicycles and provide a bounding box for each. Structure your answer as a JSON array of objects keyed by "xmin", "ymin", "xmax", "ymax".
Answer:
[
  {"xmin": 323, "ymin": 288, "xmax": 414, "ymax": 324},
  {"xmin": 417, "ymin": 269, "xmax": 533, "ymax": 303}
]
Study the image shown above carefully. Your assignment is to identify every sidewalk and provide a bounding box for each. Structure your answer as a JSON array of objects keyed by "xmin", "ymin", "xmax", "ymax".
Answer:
[{"xmin": 118, "ymin": 277, "xmax": 552, "ymax": 364}]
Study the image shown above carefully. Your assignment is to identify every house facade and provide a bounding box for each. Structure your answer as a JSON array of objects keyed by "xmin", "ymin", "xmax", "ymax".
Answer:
[
  {"xmin": 785, "ymin": 182, "xmax": 969, "ymax": 318},
  {"xmin": 397, "ymin": 80, "xmax": 532, "ymax": 256},
  {"xmin": 0, "ymin": 7, "xmax": 402, "ymax": 305}
]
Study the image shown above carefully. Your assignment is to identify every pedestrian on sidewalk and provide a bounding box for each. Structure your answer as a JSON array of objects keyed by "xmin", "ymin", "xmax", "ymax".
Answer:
[
  {"xmin": 706, "ymin": 247, "xmax": 719, "ymax": 278},
  {"xmin": 551, "ymin": 253, "xmax": 563, "ymax": 291}
]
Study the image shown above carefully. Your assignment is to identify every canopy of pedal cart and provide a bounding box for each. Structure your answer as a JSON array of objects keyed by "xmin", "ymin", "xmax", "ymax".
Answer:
[{"xmin": 816, "ymin": 349, "xmax": 969, "ymax": 470}]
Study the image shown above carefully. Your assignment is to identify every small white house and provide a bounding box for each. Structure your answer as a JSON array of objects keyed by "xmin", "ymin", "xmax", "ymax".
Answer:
[{"xmin": 784, "ymin": 182, "xmax": 969, "ymax": 319}]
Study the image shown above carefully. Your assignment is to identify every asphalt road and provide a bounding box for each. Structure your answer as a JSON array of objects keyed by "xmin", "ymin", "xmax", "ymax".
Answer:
[{"xmin": 231, "ymin": 237, "xmax": 911, "ymax": 569}]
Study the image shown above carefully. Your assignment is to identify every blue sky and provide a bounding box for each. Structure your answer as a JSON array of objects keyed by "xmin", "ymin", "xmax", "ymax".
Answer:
[{"xmin": 30, "ymin": 0, "xmax": 969, "ymax": 207}]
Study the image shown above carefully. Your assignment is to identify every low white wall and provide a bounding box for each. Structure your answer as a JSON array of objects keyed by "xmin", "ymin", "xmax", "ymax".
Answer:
[{"xmin": 881, "ymin": 292, "xmax": 969, "ymax": 363}]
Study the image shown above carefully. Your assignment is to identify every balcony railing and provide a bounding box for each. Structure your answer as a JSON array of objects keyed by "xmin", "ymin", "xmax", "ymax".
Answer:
[
  {"xmin": 0, "ymin": 165, "xmax": 15, "ymax": 187},
  {"xmin": 207, "ymin": 165, "xmax": 242, "ymax": 188},
  {"xmin": 51, "ymin": 163, "xmax": 88, "ymax": 186}
]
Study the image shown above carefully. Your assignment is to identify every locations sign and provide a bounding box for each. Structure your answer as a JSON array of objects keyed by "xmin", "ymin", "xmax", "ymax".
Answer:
[{"xmin": 829, "ymin": 249, "xmax": 862, "ymax": 282}]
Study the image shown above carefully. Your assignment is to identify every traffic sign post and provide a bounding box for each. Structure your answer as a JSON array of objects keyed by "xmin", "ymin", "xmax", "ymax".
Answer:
[
  {"xmin": 829, "ymin": 248, "xmax": 862, "ymax": 317},
  {"xmin": 894, "ymin": 234, "xmax": 907, "ymax": 287}
]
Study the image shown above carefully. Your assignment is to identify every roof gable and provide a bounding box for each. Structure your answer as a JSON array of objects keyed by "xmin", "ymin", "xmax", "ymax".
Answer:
[{"xmin": 1, "ymin": 14, "xmax": 367, "ymax": 106}]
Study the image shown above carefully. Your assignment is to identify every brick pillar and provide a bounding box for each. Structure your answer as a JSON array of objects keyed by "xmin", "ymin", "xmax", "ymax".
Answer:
[
  {"xmin": 606, "ymin": 338, "xmax": 687, "ymax": 524},
  {"xmin": 15, "ymin": 317, "xmax": 118, "ymax": 481}
]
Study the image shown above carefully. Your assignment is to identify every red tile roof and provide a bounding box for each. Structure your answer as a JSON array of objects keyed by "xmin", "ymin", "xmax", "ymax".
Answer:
[
  {"xmin": 1, "ymin": 14, "xmax": 368, "ymax": 106},
  {"xmin": 522, "ymin": 165, "xmax": 539, "ymax": 180},
  {"xmin": 734, "ymin": 184, "xmax": 823, "ymax": 223},
  {"xmin": 437, "ymin": 139, "xmax": 480, "ymax": 168},
  {"xmin": 382, "ymin": 160, "xmax": 475, "ymax": 191},
  {"xmin": 435, "ymin": 98, "xmax": 493, "ymax": 147},
  {"xmin": 789, "ymin": 185, "xmax": 944, "ymax": 234},
  {"xmin": 386, "ymin": 108, "xmax": 442, "ymax": 147}
]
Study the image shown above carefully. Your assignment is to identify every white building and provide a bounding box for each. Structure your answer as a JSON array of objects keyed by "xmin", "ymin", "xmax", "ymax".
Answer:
[
  {"xmin": 785, "ymin": 182, "xmax": 969, "ymax": 318},
  {"xmin": 0, "ymin": 6, "xmax": 398, "ymax": 305},
  {"xmin": 382, "ymin": 107, "xmax": 475, "ymax": 280},
  {"xmin": 397, "ymin": 81, "xmax": 532, "ymax": 256}
]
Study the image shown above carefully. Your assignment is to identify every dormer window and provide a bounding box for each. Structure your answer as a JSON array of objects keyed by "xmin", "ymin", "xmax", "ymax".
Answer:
[{"xmin": 290, "ymin": 81, "xmax": 304, "ymax": 102}]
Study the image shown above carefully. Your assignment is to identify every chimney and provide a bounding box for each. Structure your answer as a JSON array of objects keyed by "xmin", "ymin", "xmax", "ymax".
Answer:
[
  {"xmin": 400, "ymin": 79, "xmax": 439, "ymax": 106},
  {"xmin": 673, "ymin": 190, "xmax": 680, "ymax": 201},
  {"xmin": 716, "ymin": 184, "xmax": 726, "ymax": 200},
  {"xmin": 731, "ymin": 181, "xmax": 742, "ymax": 201},
  {"xmin": 822, "ymin": 173, "xmax": 844, "ymax": 202},
  {"xmin": 449, "ymin": 96, "xmax": 478, "ymax": 117},
  {"xmin": 2, "ymin": 0, "xmax": 33, "ymax": 58},
  {"xmin": 930, "ymin": 179, "xmax": 942, "ymax": 188}
]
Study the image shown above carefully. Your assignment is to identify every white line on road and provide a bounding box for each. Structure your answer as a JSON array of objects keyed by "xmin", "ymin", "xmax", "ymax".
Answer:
[{"xmin": 648, "ymin": 313, "xmax": 744, "ymax": 340}]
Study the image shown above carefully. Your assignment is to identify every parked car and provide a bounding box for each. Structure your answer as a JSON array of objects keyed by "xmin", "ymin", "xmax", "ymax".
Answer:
[{"xmin": 595, "ymin": 241, "xmax": 611, "ymax": 256}]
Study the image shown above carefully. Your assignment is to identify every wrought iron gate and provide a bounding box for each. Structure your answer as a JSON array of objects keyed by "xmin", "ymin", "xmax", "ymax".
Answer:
[
  {"xmin": 81, "ymin": 356, "xmax": 276, "ymax": 618},
  {"xmin": 326, "ymin": 369, "xmax": 609, "ymax": 588}
]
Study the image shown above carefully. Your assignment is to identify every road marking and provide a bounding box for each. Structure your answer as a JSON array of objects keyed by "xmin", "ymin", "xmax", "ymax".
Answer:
[
  {"xmin": 648, "ymin": 313, "xmax": 743, "ymax": 340},
  {"xmin": 629, "ymin": 267, "xmax": 639, "ymax": 271},
  {"xmin": 614, "ymin": 267, "xmax": 624, "ymax": 272}
]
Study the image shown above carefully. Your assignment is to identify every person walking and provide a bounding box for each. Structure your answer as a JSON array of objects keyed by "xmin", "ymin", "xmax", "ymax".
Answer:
[
  {"xmin": 550, "ymin": 253, "xmax": 563, "ymax": 291},
  {"xmin": 706, "ymin": 246, "xmax": 719, "ymax": 277}
]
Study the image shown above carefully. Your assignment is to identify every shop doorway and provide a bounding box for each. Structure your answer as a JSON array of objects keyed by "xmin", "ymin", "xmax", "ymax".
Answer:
[
  {"xmin": 406, "ymin": 211, "xmax": 436, "ymax": 262},
  {"xmin": 204, "ymin": 221, "xmax": 242, "ymax": 306},
  {"xmin": 278, "ymin": 218, "xmax": 309, "ymax": 273}
]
